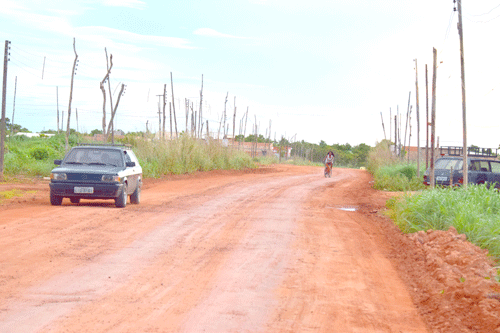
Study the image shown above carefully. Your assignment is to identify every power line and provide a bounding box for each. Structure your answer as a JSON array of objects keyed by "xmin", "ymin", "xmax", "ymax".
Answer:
[{"xmin": 468, "ymin": 2, "xmax": 500, "ymax": 16}]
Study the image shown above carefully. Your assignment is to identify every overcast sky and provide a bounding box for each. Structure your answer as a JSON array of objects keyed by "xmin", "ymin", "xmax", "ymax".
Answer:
[{"xmin": 1, "ymin": 0, "xmax": 500, "ymax": 148}]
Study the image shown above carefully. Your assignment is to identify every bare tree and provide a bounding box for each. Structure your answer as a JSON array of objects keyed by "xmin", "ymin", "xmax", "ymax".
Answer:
[
  {"xmin": 106, "ymin": 84, "xmax": 125, "ymax": 136},
  {"xmin": 65, "ymin": 38, "xmax": 78, "ymax": 152},
  {"xmin": 100, "ymin": 52, "xmax": 112, "ymax": 140}
]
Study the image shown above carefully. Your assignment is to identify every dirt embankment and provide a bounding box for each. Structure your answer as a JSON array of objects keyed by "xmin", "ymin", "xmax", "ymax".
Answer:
[{"xmin": 0, "ymin": 165, "xmax": 498, "ymax": 332}]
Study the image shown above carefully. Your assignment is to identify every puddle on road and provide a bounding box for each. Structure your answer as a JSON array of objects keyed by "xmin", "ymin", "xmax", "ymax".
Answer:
[{"xmin": 327, "ymin": 206, "xmax": 358, "ymax": 212}]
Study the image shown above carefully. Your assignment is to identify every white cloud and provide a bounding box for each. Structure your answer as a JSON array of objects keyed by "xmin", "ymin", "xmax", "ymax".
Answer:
[
  {"xmin": 102, "ymin": 0, "xmax": 147, "ymax": 10},
  {"xmin": 193, "ymin": 28, "xmax": 243, "ymax": 39},
  {"xmin": 75, "ymin": 26, "xmax": 195, "ymax": 49}
]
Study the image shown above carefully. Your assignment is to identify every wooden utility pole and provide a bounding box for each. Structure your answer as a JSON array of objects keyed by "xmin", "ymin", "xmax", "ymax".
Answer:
[
  {"xmin": 169, "ymin": 102, "xmax": 172, "ymax": 139},
  {"xmin": 425, "ymin": 64, "xmax": 429, "ymax": 169},
  {"xmin": 223, "ymin": 92, "xmax": 228, "ymax": 137},
  {"xmin": 76, "ymin": 108, "xmax": 79, "ymax": 133},
  {"xmin": 415, "ymin": 59, "xmax": 421, "ymax": 177},
  {"xmin": 199, "ymin": 75, "xmax": 203, "ymax": 139},
  {"xmin": 389, "ymin": 107, "xmax": 392, "ymax": 143},
  {"xmin": 156, "ymin": 94, "xmax": 162, "ymax": 137},
  {"xmin": 10, "ymin": 76, "xmax": 17, "ymax": 139},
  {"xmin": 65, "ymin": 38, "xmax": 78, "ymax": 152},
  {"xmin": 170, "ymin": 72, "xmax": 178, "ymax": 138},
  {"xmin": 163, "ymin": 84, "xmax": 166, "ymax": 140},
  {"xmin": 0, "ymin": 40, "xmax": 11, "ymax": 180},
  {"xmin": 394, "ymin": 115, "xmax": 397, "ymax": 154},
  {"xmin": 403, "ymin": 91, "xmax": 411, "ymax": 158},
  {"xmin": 430, "ymin": 47, "xmax": 437, "ymax": 189},
  {"xmin": 457, "ymin": 0, "xmax": 468, "ymax": 188},
  {"xmin": 232, "ymin": 96, "xmax": 237, "ymax": 140},
  {"xmin": 42, "ymin": 56, "xmax": 46, "ymax": 80},
  {"xmin": 380, "ymin": 112, "xmax": 386, "ymax": 140},
  {"xmin": 56, "ymin": 86, "xmax": 60, "ymax": 133}
]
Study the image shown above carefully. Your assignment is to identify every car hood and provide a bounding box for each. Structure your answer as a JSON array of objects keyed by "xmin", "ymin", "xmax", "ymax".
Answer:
[{"xmin": 51, "ymin": 165, "xmax": 124, "ymax": 174}]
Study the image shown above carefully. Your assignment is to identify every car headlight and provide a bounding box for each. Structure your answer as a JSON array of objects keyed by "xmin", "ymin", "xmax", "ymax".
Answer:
[
  {"xmin": 50, "ymin": 173, "xmax": 67, "ymax": 180},
  {"xmin": 102, "ymin": 174, "xmax": 122, "ymax": 182}
]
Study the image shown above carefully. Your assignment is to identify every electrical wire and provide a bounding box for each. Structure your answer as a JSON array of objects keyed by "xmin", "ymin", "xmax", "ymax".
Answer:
[{"xmin": 468, "ymin": 2, "xmax": 500, "ymax": 16}]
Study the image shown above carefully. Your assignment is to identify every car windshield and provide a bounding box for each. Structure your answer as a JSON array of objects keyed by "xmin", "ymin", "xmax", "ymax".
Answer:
[
  {"xmin": 64, "ymin": 148, "xmax": 123, "ymax": 167},
  {"xmin": 435, "ymin": 159, "xmax": 462, "ymax": 170}
]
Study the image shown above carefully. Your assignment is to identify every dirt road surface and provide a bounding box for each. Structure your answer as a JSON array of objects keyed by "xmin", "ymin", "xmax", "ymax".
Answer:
[{"xmin": 0, "ymin": 165, "xmax": 499, "ymax": 332}]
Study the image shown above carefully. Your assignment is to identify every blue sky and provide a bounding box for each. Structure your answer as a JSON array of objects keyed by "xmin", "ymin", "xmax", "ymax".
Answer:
[{"xmin": 2, "ymin": 0, "xmax": 500, "ymax": 147}]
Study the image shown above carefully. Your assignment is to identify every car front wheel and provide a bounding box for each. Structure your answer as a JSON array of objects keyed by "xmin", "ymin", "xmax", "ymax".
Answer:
[
  {"xmin": 50, "ymin": 190, "xmax": 63, "ymax": 206},
  {"xmin": 130, "ymin": 185, "xmax": 141, "ymax": 204},
  {"xmin": 115, "ymin": 184, "xmax": 127, "ymax": 208}
]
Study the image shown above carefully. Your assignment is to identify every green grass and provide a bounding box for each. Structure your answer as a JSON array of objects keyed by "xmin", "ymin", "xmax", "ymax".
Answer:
[
  {"xmin": 387, "ymin": 184, "xmax": 500, "ymax": 259},
  {"xmin": 373, "ymin": 163, "xmax": 426, "ymax": 191},
  {"xmin": 3, "ymin": 134, "xmax": 256, "ymax": 179},
  {"xmin": 122, "ymin": 135, "xmax": 256, "ymax": 178}
]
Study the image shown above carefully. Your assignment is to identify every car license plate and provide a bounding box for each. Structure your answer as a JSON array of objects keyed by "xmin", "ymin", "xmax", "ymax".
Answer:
[
  {"xmin": 74, "ymin": 186, "xmax": 94, "ymax": 194},
  {"xmin": 436, "ymin": 176, "xmax": 448, "ymax": 181}
]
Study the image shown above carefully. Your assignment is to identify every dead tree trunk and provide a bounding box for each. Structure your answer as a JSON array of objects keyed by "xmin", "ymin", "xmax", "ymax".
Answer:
[
  {"xmin": 106, "ymin": 84, "xmax": 125, "ymax": 136},
  {"xmin": 65, "ymin": 38, "xmax": 78, "ymax": 152},
  {"xmin": 100, "ymin": 52, "xmax": 112, "ymax": 141},
  {"xmin": 105, "ymin": 48, "xmax": 115, "ymax": 143}
]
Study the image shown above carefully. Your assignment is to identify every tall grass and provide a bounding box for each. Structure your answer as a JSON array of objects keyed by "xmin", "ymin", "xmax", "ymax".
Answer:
[
  {"xmin": 3, "ymin": 134, "xmax": 255, "ymax": 179},
  {"xmin": 387, "ymin": 185, "xmax": 500, "ymax": 259},
  {"xmin": 125, "ymin": 135, "xmax": 255, "ymax": 178},
  {"xmin": 367, "ymin": 140, "xmax": 425, "ymax": 191}
]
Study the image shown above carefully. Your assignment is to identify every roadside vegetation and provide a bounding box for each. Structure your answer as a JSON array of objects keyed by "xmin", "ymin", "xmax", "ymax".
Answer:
[
  {"xmin": 2, "ymin": 133, "xmax": 254, "ymax": 179},
  {"xmin": 387, "ymin": 185, "xmax": 500, "ymax": 259},
  {"xmin": 366, "ymin": 140, "xmax": 425, "ymax": 191}
]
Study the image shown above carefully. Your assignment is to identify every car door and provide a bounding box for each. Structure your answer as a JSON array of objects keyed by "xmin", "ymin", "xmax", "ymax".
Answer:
[
  {"xmin": 469, "ymin": 160, "xmax": 490, "ymax": 185},
  {"xmin": 489, "ymin": 161, "xmax": 500, "ymax": 188}
]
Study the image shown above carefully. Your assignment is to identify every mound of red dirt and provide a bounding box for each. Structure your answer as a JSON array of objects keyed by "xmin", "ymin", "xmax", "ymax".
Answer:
[{"xmin": 400, "ymin": 226, "xmax": 500, "ymax": 332}]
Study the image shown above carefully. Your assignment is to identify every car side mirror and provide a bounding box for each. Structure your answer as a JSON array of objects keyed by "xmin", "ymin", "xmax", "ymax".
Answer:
[
  {"xmin": 126, "ymin": 161, "xmax": 136, "ymax": 167},
  {"xmin": 54, "ymin": 159, "xmax": 62, "ymax": 165}
]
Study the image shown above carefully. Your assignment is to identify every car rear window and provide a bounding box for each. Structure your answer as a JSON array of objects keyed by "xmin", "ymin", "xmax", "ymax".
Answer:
[{"xmin": 435, "ymin": 159, "xmax": 461, "ymax": 170}]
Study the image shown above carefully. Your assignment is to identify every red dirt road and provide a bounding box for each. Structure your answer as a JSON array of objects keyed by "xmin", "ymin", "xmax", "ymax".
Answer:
[{"xmin": 0, "ymin": 165, "xmax": 499, "ymax": 332}]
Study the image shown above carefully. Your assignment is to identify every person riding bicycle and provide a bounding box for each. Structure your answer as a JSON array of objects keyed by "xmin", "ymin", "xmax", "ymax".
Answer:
[{"xmin": 324, "ymin": 151, "xmax": 335, "ymax": 176}]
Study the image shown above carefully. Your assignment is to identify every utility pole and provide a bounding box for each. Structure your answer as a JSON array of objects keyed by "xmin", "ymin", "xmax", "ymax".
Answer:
[
  {"xmin": 65, "ymin": 38, "xmax": 78, "ymax": 152},
  {"xmin": 170, "ymin": 72, "xmax": 178, "ymax": 138},
  {"xmin": 0, "ymin": 40, "xmax": 11, "ymax": 180},
  {"xmin": 10, "ymin": 76, "xmax": 17, "ymax": 139},
  {"xmin": 156, "ymin": 94, "xmax": 162, "ymax": 138},
  {"xmin": 380, "ymin": 112, "xmax": 386, "ymax": 140},
  {"xmin": 425, "ymin": 64, "xmax": 429, "ymax": 169},
  {"xmin": 163, "ymin": 84, "xmax": 166, "ymax": 140},
  {"xmin": 56, "ymin": 86, "xmax": 60, "ymax": 133},
  {"xmin": 403, "ymin": 91, "xmax": 411, "ymax": 158},
  {"xmin": 415, "ymin": 59, "xmax": 421, "ymax": 177},
  {"xmin": 457, "ymin": 0, "xmax": 468, "ymax": 188},
  {"xmin": 430, "ymin": 47, "xmax": 437, "ymax": 189},
  {"xmin": 223, "ymin": 92, "xmax": 228, "ymax": 137},
  {"xmin": 199, "ymin": 75, "xmax": 203, "ymax": 139},
  {"xmin": 232, "ymin": 96, "xmax": 237, "ymax": 141},
  {"xmin": 76, "ymin": 108, "xmax": 79, "ymax": 133}
]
